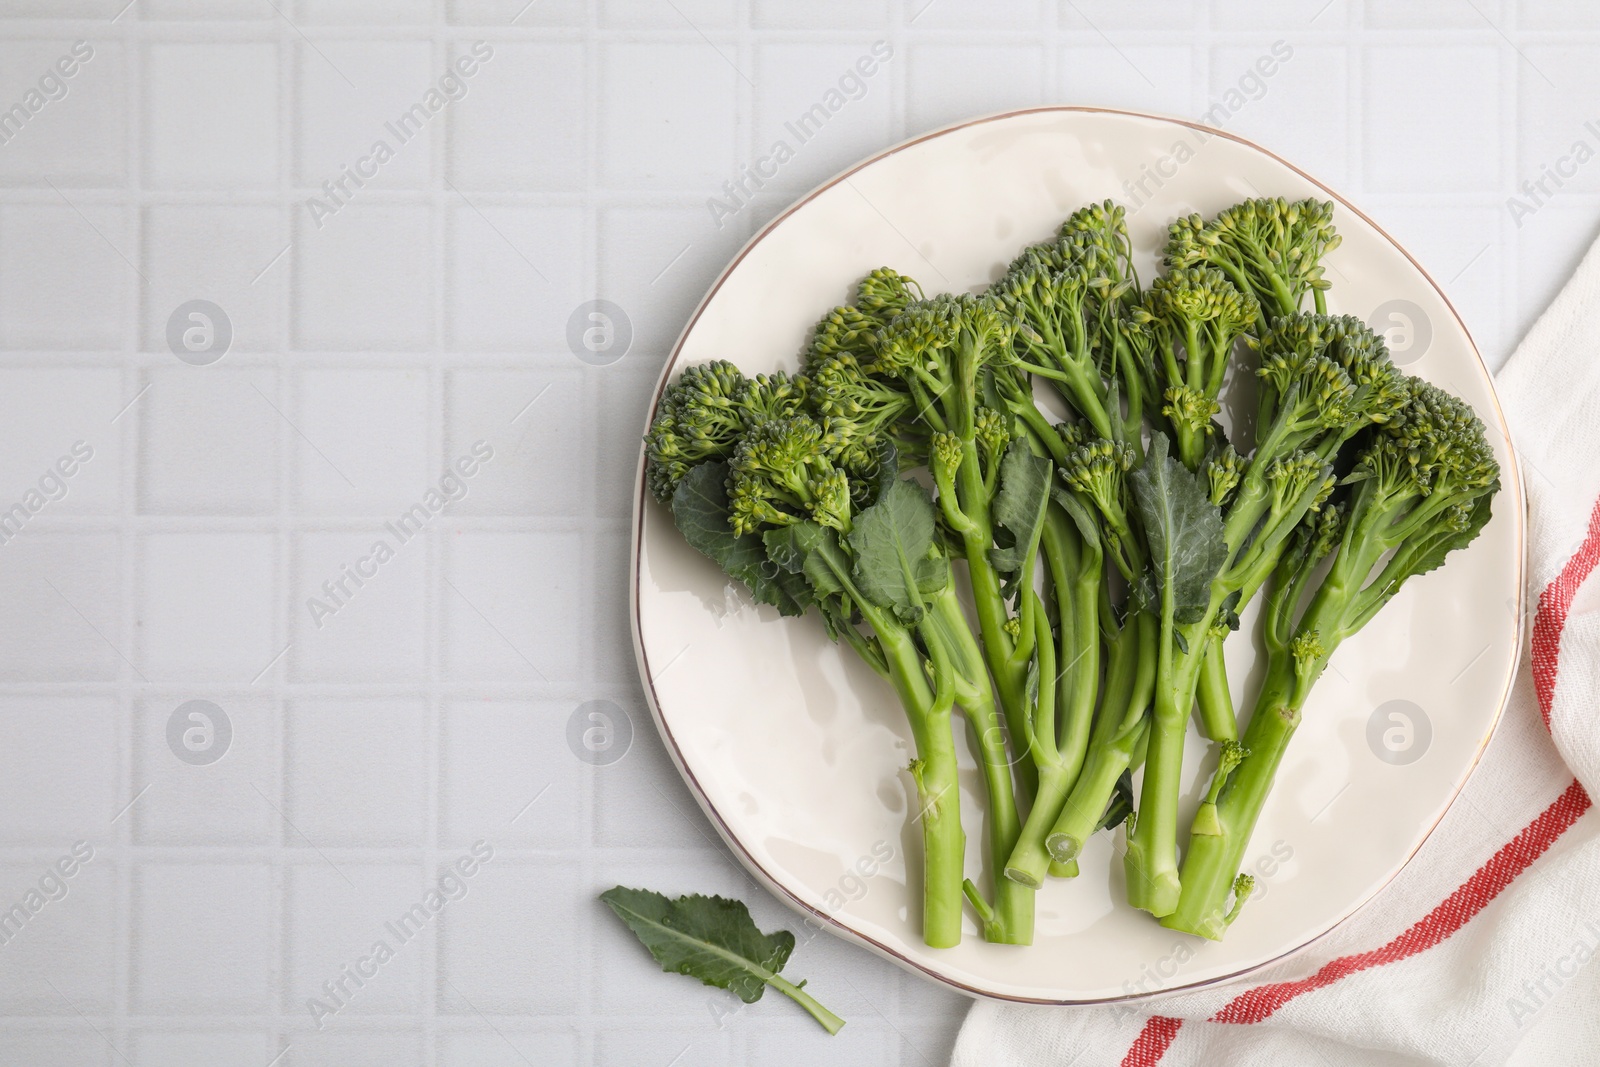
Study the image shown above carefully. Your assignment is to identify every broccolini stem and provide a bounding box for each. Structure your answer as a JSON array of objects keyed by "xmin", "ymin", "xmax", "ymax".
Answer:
[
  {"xmin": 1050, "ymin": 510, "xmax": 1101, "ymax": 793},
  {"xmin": 1002, "ymin": 590, "xmax": 1065, "ymax": 889},
  {"xmin": 925, "ymin": 586, "xmax": 1033, "ymax": 946},
  {"xmin": 1163, "ymin": 659, "xmax": 1299, "ymax": 939},
  {"xmin": 766, "ymin": 974, "xmax": 847, "ymax": 1036},
  {"xmin": 865, "ymin": 607, "xmax": 965, "ymax": 949},
  {"xmin": 1026, "ymin": 590, "xmax": 1061, "ymax": 769},
  {"xmin": 1046, "ymin": 719, "xmax": 1147, "ymax": 865},
  {"xmin": 1174, "ymin": 422, "xmax": 1208, "ymax": 474},
  {"xmin": 1106, "ymin": 335, "xmax": 1148, "ymax": 450},
  {"xmin": 1008, "ymin": 545, "xmax": 1042, "ymax": 669},
  {"xmin": 1044, "ymin": 609, "xmax": 1155, "ymax": 864},
  {"xmin": 1016, "ymin": 354, "xmax": 1116, "ymax": 442},
  {"xmin": 934, "ymin": 351, "xmax": 1038, "ymax": 936},
  {"xmin": 1124, "ymin": 610, "xmax": 1204, "ymax": 917},
  {"xmin": 1191, "ymin": 739, "xmax": 1248, "ymax": 837},
  {"xmin": 1006, "ymin": 767, "xmax": 1070, "ymax": 889},
  {"xmin": 1168, "ymin": 538, "xmax": 1360, "ymax": 936},
  {"xmin": 1005, "ymin": 507, "xmax": 1101, "ymax": 888},
  {"xmin": 1204, "ymin": 335, "xmax": 1231, "ymax": 401},
  {"xmin": 952, "ymin": 435, "xmax": 1035, "ymax": 802},
  {"xmin": 1183, "ymin": 321, "xmax": 1204, "ymax": 392},
  {"xmin": 1241, "ymin": 239, "xmax": 1299, "ymax": 318},
  {"xmin": 1221, "ymin": 371, "xmax": 1327, "ymax": 549},
  {"xmin": 834, "ymin": 619, "xmax": 889, "ymax": 681},
  {"xmin": 1009, "ymin": 397, "xmax": 1066, "ymax": 467},
  {"xmin": 905, "ymin": 377, "xmax": 948, "ymax": 434},
  {"xmin": 1195, "ymin": 635, "xmax": 1237, "ymax": 742}
]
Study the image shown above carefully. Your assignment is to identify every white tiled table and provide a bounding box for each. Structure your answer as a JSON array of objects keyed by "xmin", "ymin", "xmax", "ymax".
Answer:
[{"xmin": 0, "ymin": 2, "xmax": 1588, "ymax": 1065}]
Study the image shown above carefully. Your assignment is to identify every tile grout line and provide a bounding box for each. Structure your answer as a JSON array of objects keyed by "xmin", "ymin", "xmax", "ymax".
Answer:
[
  {"xmin": 1500, "ymin": 0, "xmax": 1520, "ymax": 371},
  {"xmin": 270, "ymin": 11, "xmax": 295, "ymax": 1058},
  {"xmin": 113, "ymin": 6, "xmax": 142, "ymax": 1059},
  {"xmin": 425, "ymin": 8, "xmax": 446, "ymax": 1065},
  {"xmin": 581, "ymin": 2, "xmax": 601, "ymax": 1064},
  {"xmin": 0, "ymin": 185, "xmax": 1556, "ymax": 208},
  {"xmin": 1349, "ymin": 1, "xmax": 1364, "ymax": 201},
  {"xmin": 3, "ymin": 15, "xmax": 1597, "ymax": 39}
]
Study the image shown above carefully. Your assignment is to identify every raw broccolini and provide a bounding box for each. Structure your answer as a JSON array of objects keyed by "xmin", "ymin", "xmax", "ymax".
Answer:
[
  {"xmin": 645, "ymin": 276, "xmax": 1037, "ymax": 949},
  {"xmin": 1164, "ymin": 379, "xmax": 1499, "ymax": 938},
  {"xmin": 641, "ymin": 193, "xmax": 1500, "ymax": 952}
]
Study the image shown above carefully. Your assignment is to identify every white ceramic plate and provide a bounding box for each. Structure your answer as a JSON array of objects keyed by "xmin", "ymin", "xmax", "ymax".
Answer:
[{"xmin": 629, "ymin": 108, "xmax": 1524, "ymax": 1003}]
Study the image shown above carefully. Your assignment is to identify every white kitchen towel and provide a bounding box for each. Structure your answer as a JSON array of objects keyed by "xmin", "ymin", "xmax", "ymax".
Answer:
[{"xmin": 951, "ymin": 230, "xmax": 1600, "ymax": 1067}]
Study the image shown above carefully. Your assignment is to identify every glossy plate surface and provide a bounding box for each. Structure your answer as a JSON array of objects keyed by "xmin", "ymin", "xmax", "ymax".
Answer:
[{"xmin": 629, "ymin": 108, "xmax": 1524, "ymax": 1002}]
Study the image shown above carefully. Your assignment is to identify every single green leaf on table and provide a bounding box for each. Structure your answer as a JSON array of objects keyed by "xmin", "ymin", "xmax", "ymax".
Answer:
[
  {"xmin": 1130, "ymin": 432, "xmax": 1228, "ymax": 625},
  {"xmin": 599, "ymin": 886, "xmax": 845, "ymax": 1035},
  {"xmin": 670, "ymin": 461, "xmax": 811, "ymax": 616},
  {"xmin": 987, "ymin": 440, "xmax": 1053, "ymax": 576},
  {"xmin": 601, "ymin": 887, "xmax": 790, "ymax": 1002},
  {"xmin": 848, "ymin": 479, "xmax": 947, "ymax": 624}
]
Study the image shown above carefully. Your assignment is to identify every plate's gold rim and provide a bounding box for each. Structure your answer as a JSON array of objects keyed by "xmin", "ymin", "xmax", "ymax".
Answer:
[{"xmin": 626, "ymin": 104, "xmax": 1527, "ymax": 1005}]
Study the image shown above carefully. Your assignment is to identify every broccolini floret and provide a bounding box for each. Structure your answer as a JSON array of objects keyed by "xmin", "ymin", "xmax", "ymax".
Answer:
[
  {"xmin": 644, "ymin": 362, "xmax": 809, "ymax": 501},
  {"xmin": 1165, "ymin": 196, "xmax": 1341, "ymax": 318}
]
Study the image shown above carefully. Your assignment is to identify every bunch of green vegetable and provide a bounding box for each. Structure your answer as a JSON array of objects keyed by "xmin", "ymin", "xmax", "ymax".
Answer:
[{"xmin": 641, "ymin": 196, "xmax": 1500, "ymax": 949}]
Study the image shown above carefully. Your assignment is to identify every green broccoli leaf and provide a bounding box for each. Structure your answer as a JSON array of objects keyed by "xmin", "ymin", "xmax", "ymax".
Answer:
[
  {"xmin": 988, "ymin": 441, "xmax": 1053, "ymax": 576},
  {"xmin": 1130, "ymin": 432, "xmax": 1227, "ymax": 625},
  {"xmin": 869, "ymin": 437, "xmax": 901, "ymax": 506},
  {"xmin": 600, "ymin": 886, "xmax": 844, "ymax": 1034},
  {"xmin": 1097, "ymin": 769, "xmax": 1135, "ymax": 831},
  {"xmin": 601, "ymin": 887, "xmax": 792, "ymax": 1003},
  {"xmin": 670, "ymin": 462, "xmax": 811, "ymax": 616},
  {"xmin": 1052, "ymin": 488, "xmax": 1102, "ymax": 557},
  {"xmin": 1348, "ymin": 485, "xmax": 1499, "ymax": 632},
  {"xmin": 915, "ymin": 549, "xmax": 952, "ymax": 599},
  {"xmin": 763, "ymin": 521, "xmax": 848, "ymax": 599},
  {"xmin": 848, "ymin": 479, "xmax": 946, "ymax": 624},
  {"xmin": 1394, "ymin": 487, "xmax": 1498, "ymax": 582},
  {"xmin": 1216, "ymin": 590, "xmax": 1242, "ymax": 633}
]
